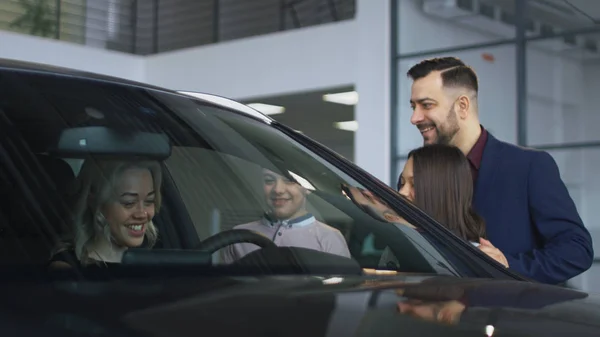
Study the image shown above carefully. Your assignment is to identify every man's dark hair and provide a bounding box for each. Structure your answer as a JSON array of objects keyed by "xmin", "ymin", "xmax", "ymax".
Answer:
[
  {"xmin": 407, "ymin": 57, "xmax": 479, "ymax": 93},
  {"xmin": 401, "ymin": 144, "xmax": 486, "ymax": 242}
]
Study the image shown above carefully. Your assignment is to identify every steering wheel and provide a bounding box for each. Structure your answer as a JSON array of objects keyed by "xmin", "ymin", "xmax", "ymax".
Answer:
[{"xmin": 196, "ymin": 229, "xmax": 277, "ymax": 254}]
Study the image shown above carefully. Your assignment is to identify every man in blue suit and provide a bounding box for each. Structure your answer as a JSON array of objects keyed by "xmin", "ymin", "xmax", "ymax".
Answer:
[{"xmin": 405, "ymin": 57, "xmax": 593, "ymax": 284}]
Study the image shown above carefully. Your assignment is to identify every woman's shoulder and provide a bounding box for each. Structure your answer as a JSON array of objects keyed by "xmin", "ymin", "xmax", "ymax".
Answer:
[{"xmin": 48, "ymin": 248, "xmax": 79, "ymax": 269}]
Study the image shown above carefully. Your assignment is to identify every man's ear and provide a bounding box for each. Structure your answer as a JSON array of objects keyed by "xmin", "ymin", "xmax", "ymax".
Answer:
[
  {"xmin": 456, "ymin": 95, "xmax": 470, "ymax": 119},
  {"xmin": 383, "ymin": 212, "xmax": 399, "ymax": 223}
]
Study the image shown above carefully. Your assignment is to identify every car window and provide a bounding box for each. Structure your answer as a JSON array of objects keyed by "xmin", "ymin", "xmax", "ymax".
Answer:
[{"xmin": 0, "ymin": 70, "xmax": 459, "ymax": 276}]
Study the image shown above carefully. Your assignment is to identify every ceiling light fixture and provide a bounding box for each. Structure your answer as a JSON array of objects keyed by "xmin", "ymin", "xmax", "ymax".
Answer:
[
  {"xmin": 323, "ymin": 91, "xmax": 359, "ymax": 105},
  {"xmin": 246, "ymin": 103, "xmax": 286, "ymax": 115},
  {"xmin": 334, "ymin": 120, "xmax": 358, "ymax": 132}
]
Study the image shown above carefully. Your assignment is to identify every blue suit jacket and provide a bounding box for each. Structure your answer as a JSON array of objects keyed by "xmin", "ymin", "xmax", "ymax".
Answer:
[{"xmin": 473, "ymin": 132, "xmax": 594, "ymax": 284}]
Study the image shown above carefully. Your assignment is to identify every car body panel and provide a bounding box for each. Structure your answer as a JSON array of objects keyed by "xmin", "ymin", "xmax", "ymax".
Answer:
[
  {"xmin": 177, "ymin": 90, "xmax": 274, "ymax": 124},
  {"xmin": 0, "ymin": 58, "xmax": 275, "ymax": 126},
  {"xmin": 2, "ymin": 274, "xmax": 599, "ymax": 336}
]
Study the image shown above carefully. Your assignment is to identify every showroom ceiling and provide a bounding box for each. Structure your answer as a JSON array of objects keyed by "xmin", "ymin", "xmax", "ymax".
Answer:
[{"xmin": 240, "ymin": 85, "xmax": 355, "ymax": 161}]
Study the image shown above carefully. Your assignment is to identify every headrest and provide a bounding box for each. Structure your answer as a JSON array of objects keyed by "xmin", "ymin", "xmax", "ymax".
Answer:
[{"xmin": 35, "ymin": 154, "xmax": 75, "ymax": 192}]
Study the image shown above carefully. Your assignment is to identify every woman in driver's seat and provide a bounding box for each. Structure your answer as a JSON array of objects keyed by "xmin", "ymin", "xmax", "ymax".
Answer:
[
  {"xmin": 222, "ymin": 168, "xmax": 350, "ymax": 263},
  {"xmin": 48, "ymin": 158, "xmax": 162, "ymax": 269}
]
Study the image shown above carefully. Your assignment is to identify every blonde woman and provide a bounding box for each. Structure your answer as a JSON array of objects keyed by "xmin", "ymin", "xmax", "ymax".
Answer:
[{"xmin": 49, "ymin": 158, "xmax": 162, "ymax": 268}]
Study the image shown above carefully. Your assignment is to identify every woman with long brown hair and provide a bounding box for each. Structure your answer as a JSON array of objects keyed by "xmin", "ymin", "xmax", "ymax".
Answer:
[{"xmin": 398, "ymin": 144, "xmax": 507, "ymax": 267}]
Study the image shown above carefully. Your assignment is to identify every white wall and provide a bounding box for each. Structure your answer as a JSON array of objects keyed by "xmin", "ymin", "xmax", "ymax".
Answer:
[
  {"xmin": 394, "ymin": 0, "xmax": 597, "ymax": 207},
  {"xmin": 1, "ymin": 0, "xmax": 596, "ymax": 225},
  {"xmin": 143, "ymin": 21, "xmax": 355, "ymax": 99},
  {"xmin": 0, "ymin": 12, "xmax": 392, "ymax": 185},
  {"xmin": 143, "ymin": 4, "xmax": 391, "ymax": 184},
  {"xmin": 395, "ymin": 0, "xmax": 517, "ymax": 157},
  {"xmin": 353, "ymin": 0, "xmax": 390, "ymax": 185},
  {"xmin": 0, "ymin": 30, "xmax": 145, "ymax": 81}
]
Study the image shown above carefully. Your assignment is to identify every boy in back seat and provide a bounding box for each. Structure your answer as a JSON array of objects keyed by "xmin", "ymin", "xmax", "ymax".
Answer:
[{"xmin": 222, "ymin": 168, "xmax": 350, "ymax": 263}]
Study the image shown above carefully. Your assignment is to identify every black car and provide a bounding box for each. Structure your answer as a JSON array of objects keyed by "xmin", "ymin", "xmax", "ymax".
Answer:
[{"xmin": 0, "ymin": 58, "xmax": 598, "ymax": 336}]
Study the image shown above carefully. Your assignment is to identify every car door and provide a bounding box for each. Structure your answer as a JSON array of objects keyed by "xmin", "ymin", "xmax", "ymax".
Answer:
[
  {"xmin": 270, "ymin": 121, "xmax": 531, "ymax": 281},
  {"xmin": 0, "ymin": 65, "xmax": 529, "ymax": 280}
]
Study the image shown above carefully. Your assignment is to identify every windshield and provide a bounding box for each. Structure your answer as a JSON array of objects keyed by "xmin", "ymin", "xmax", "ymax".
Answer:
[{"xmin": 0, "ymin": 70, "xmax": 458, "ymax": 277}]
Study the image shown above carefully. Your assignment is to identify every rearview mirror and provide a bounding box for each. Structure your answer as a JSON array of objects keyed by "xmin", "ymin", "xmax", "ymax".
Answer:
[{"xmin": 50, "ymin": 127, "xmax": 171, "ymax": 160}]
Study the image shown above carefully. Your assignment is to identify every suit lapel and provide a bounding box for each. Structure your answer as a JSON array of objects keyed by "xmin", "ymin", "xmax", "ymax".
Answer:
[{"xmin": 474, "ymin": 133, "xmax": 504, "ymax": 211}]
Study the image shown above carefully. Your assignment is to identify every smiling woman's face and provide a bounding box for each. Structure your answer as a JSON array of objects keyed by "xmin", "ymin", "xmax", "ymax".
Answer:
[
  {"xmin": 102, "ymin": 167, "xmax": 156, "ymax": 248},
  {"xmin": 262, "ymin": 169, "xmax": 308, "ymax": 220}
]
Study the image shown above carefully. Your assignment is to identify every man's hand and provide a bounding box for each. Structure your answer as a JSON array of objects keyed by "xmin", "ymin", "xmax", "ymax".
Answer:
[
  {"xmin": 397, "ymin": 300, "xmax": 465, "ymax": 325},
  {"xmin": 479, "ymin": 238, "xmax": 509, "ymax": 268}
]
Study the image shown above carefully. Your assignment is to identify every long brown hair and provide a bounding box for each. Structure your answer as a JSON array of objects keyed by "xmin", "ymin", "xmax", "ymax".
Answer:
[{"xmin": 403, "ymin": 144, "xmax": 486, "ymax": 242}]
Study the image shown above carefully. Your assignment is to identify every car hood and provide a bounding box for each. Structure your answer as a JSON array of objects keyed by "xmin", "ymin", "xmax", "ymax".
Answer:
[{"xmin": 3, "ymin": 274, "xmax": 600, "ymax": 337}]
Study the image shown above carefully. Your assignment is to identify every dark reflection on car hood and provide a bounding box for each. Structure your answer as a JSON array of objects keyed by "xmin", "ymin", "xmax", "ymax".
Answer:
[{"xmin": 2, "ymin": 274, "xmax": 600, "ymax": 337}]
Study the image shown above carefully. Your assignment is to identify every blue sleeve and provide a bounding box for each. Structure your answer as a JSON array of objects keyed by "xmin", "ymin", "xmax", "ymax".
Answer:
[{"xmin": 504, "ymin": 151, "xmax": 594, "ymax": 284}]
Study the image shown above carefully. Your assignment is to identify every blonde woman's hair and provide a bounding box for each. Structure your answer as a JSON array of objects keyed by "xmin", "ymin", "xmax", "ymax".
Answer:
[{"xmin": 70, "ymin": 158, "xmax": 162, "ymax": 264}]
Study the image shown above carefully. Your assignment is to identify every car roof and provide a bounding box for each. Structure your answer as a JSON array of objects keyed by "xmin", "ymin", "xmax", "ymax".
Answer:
[
  {"xmin": 177, "ymin": 91, "xmax": 273, "ymax": 124},
  {"xmin": 0, "ymin": 58, "xmax": 271, "ymax": 124},
  {"xmin": 0, "ymin": 57, "xmax": 169, "ymax": 91}
]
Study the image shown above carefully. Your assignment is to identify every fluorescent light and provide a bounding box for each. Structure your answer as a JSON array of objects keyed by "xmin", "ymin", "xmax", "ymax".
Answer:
[
  {"xmin": 334, "ymin": 120, "xmax": 358, "ymax": 132},
  {"xmin": 246, "ymin": 103, "xmax": 285, "ymax": 115},
  {"xmin": 323, "ymin": 91, "xmax": 359, "ymax": 105}
]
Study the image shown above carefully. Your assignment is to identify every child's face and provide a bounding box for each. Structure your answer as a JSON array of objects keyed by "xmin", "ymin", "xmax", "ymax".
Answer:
[{"xmin": 262, "ymin": 169, "xmax": 308, "ymax": 220}]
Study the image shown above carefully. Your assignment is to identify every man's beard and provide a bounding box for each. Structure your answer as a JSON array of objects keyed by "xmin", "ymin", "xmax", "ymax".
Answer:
[{"xmin": 425, "ymin": 106, "xmax": 460, "ymax": 146}]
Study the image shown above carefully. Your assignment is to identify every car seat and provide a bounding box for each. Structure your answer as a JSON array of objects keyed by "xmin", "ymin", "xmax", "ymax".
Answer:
[
  {"xmin": 35, "ymin": 154, "xmax": 76, "ymax": 202},
  {"xmin": 0, "ymin": 154, "xmax": 76, "ymax": 264}
]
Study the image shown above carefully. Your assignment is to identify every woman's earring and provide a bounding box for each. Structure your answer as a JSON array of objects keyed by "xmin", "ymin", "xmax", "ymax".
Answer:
[{"xmin": 96, "ymin": 212, "xmax": 108, "ymax": 227}]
